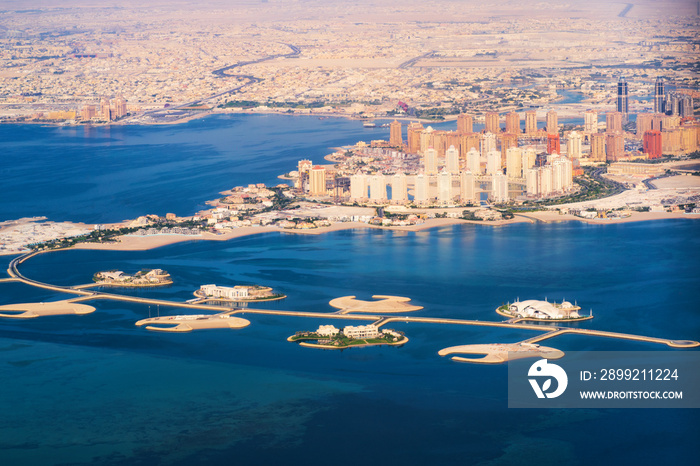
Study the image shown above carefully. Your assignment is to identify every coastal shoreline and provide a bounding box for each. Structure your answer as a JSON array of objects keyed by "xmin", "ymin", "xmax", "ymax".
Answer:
[
  {"xmin": 69, "ymin": 211, "xmax": 697, "ymax": 253},
  {"xmin": 2, "ymin": 103, "xmax": 604, "ymax": 128},
  {"xmin": 1, "ymin": 109, "xmax": 453, "ymax": 128}
]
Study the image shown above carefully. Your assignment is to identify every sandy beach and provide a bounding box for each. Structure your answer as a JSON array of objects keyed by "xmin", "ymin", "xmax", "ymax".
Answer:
[
  {"xmin": 73, "ymin": 226, "xmax": 279, "ymax": 251},
  {"xmin": 70, "ymin": 211, "xmax": 698, "ymax": 253},
  {"xmin": 520, "ymin": 210, "xmax": 699, "ymax": 225}
]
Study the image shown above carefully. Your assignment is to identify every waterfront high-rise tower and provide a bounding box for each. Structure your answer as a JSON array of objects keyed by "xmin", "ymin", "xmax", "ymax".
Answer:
[
  {"xmin": 547, "ymin": 134, "xmax": 560, "ymax": 154},
  {"xmin": 424, "ymin": 148, "xmax": 438, "ymax": 175},
  {"xmin": 407, "ymin": 122, "xmax": 424, "ymax": 154},
  {"xmin": 419, "ymin": 126, "xmax": 435, "ymax": 154},
  {"xmin": 546, "ymin": 110, "xmax": 558, "ymax": 134},
  {"xmin": 486, "ymin": 150, "xmax": 501, "ymax": 175},
  {"xmin": 606, "ymin": 133, "xmax": 624, "ymax": 161},
  {"xmin": 438, "ymin": 170, "xmax": 452, "ymax": 204},
  {"xmin": 446, "ymin": 145, "xmax": 460, "ymax": 174},
  {"xmin": 506, "ymin": 147, "xmax": 522, "ymax": 179},
  {"xmin": 584, "ymin": 110, "xmax": 597, "ymax": 134},
  {"xmin": 460, "ymin": 171, "xmax": 476, "ymax": 204},
  {"xmin": 643, "ymin": 131, "xmax": 662, "ymax": 159},
  {"xmin": 590, "ymin": 133, "xmax": 606, "ymax": 161},
  {"xmin": 112, "ymin": 96, "xmax": 127, "ymax": 119},
  {"xmin": 485, "ymin": 112, "xmax": 500, "ymax": 133},
  {"xmin": 500, "ymin": 133, "xmax": 518, "ymax": 160},
  {"xmin": 466, "ymin": 148, "xmax": 481, "ymax": 174},
  {"xmin": 391, "ymin": 173, "xmax": 408, "ymax": 202},
  {"xmin": 654, "ymin": 77, "xmax": 665, "ymax": 114},
  {"xmin": 369, "ymin": 174, "xmax": 387, "ymax": 201},
  {"xmin": 606, "ymin": 111, "xmax": 623, "ymax": 133},
  {"xmin": 567, "ymin": 131, "xmax": 582, "ymax": 159},
  {"xmin": 636, "ymin": 113, "xmax": 652, "ymax": 135},
  {"xmin": 666, "ymin": 92, "xmax": 694, "ymax": 117},
  {"xmin": 350, "ymin": 173, "xmax": 368, "ymax": 200},
  {"xmin": 100, "ymin": 98, "xmax": 112, "ymax": 121},
  {"xmin": 389, "ymin": 120, "xmax": 402, "ymax": 147},
  {"xmin": 490, "ymin": 172, "xmax": 508, "ymax": 203},
  {"xmin": 505, "ymin": 112, "xmax": 520, "ymax": 134},
  {"xmin": 309, "ymin": 166, "xmax": 327, "ymax": 196},
  {"xmin": 457, "ymin": 113, "xmax": 473, "ymax": 133},
  {"xmin": 617, "ymin": 77, "xmax": 629, "ymax": 121},
  {"xmin": 525, "ymin": 111, "xmax": 537, "ymax": 135},
  {"xmin": 81, "ymin": 105, "xmax": 97, "ymax": 121},
  {"xmin": 413, "ymin": 174, "xmax": 428, "ymax": 203},
  {"xmin": 480, "ymin": 132, "xmax": 497, "ymax": 156},
  {"xmin": 297, "ymin": 159, "xmax": 312, "ymax": 190},
  {"xmin": 521, "ymin": 147, "xmax": 537, "ymax": 172}
]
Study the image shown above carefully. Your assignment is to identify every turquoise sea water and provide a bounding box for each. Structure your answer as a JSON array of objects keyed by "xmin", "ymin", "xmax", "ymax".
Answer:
[{"xmin": 1, "ymin": 116, "xmax": 699, "ymax": 465}]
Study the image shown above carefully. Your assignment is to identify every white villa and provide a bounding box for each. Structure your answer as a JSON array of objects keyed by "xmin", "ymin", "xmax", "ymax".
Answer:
[
  {"xmin": 317, "ymin": 325, "xmax": 340, "ymax": 337},
  {"xmin": 343, "ymin": 324, "xmax": 380, "ymax": 339},
  {"xmin": 199, "ymin": 284, "xmax": 250, "ymax": 299}
]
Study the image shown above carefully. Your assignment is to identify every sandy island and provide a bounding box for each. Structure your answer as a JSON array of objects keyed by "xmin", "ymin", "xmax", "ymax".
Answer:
[
  {"xmin": 0, "ymin": 300, "xmax": 96, "ymax": 319},
  {"xmin": 135, "ymin": 313, "xmax": 250, "ymax": 332},
  {"xmin": 438, "ymin": 343, "xmax": 565, "ymax": 364},
  {"xmin": 329, "ymin": 295, "xmax": 423, "ymax": 313}
]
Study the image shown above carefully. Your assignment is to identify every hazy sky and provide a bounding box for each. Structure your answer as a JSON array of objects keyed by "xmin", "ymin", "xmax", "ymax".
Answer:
[{"xmin": 0, "ymin": 0, "xmax": 697, "ymax": 18}]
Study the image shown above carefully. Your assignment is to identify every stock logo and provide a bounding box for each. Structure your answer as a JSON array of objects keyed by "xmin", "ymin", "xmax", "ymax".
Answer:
[{"xmin": 528, "ymin": 359, "xmax": 568, "ymax": 399}]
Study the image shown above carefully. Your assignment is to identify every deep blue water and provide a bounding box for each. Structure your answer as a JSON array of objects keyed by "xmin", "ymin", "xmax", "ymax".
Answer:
[
  {"xmin": 0, "ymin": 115, "xmax": 393, "ymax": 223},
  {"xmin": 1, "ymin": 116, "xmax": 699, "ymax": 465}
]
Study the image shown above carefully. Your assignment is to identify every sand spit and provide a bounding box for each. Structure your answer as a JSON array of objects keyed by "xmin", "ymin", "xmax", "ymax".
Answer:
[
  {"xmin": 0, "ymin": 300, "xmax": 96, "ymax": 319},
  {"xmin": 521, "ymin": 210, "xmax": 698, "ymax": 225},
  {"xmin": 68, "ymin": 212, "xmax": 698, "ymax": 254},
  {"xmin": 329, "ymin": 295, "xmax": 423, "ymax": 313},
  {"xmin": 135, "ymin": 313, "xmax": 250, "ymax": 332},
  {"xmin": 438, "ymin": 343, "xmax": 565, "ymax": 364}
]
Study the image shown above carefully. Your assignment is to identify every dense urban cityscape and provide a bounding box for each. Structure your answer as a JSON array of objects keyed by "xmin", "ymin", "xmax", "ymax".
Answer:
[{"xmin": 2, "ymin": 1, "xmax": 699, "ymax": 251}]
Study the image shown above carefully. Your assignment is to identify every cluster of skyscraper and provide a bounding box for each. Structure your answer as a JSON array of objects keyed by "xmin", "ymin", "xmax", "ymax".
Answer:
[
  {"xmin": 295, "ymin": 76, "xmax": 696, "ymax": 205},
  {"xmin": 651, "ymin": 77, "xmax": 694, "ymax": 118},
  {"xmin": 345, "ymin": 139, "xmax": 574, "ymax": 204},
  {"xmin": 80, "ymin": 96, "xmax": 128, "ymax": 121}
]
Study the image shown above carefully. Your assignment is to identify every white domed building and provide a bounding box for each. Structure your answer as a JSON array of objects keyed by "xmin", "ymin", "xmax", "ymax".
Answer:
[{"xmin": 507, "ymin": 299, "xmax": 581, "ymax": 320}]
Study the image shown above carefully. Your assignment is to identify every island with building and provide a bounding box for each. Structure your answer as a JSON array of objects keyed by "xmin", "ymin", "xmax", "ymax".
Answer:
[
  {"xmin": 288, "ymin": 324, "xmax": 407, "ymax": 349},
  {"xmin": 496, "ymin": 299, "xmax": 593, "ymax": 321},
  {"xmin": 92, "ymin": 269, "xmax": 172, "ymax": 287},
  {"xmin": 194, "ymin": 284, "xmax": 285, "ymax": 302}
]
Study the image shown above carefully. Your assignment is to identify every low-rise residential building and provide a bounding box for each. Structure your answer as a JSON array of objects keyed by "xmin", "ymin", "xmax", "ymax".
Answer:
[
  {"xmin": 343, "ymin": 324, "xmax": 380, "ymax": 339},
  {"xmin": 199, "ymin": 284, "xmax": 250, "ymax": 299},
  {"xmin": 317, "ymin": 325, "xmax": 340, "ymax": 337}
]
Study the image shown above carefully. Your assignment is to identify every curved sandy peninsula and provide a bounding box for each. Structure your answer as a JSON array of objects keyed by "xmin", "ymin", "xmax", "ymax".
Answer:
[
  {"xmin": 68, "ymin": 218, "xmax": 516, "ymax": 252},
  {"xmin": 438, "ymin": 343, "xmax": 565, "ymax": 364},
  {"xmin": 0, "ymin": 300, "xmax": 96, "ymax": 319},
  {"xmin": 135, "ymin": 313, "xmax": 250, "ymax": 332},
  {"xmin": 73, "ymin": 226, "xmax": 279, "ymax": 251},
  {"xmin": 329, "ymin": 295, "xmax": 423, "ymax": 313},
  {"xmin": 518, "ymin": 210, "xmax": 699, "ymax": 225},
  {"xmin": 66, "ymin": 211, "xmax": 698, "ymax": 254}
]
